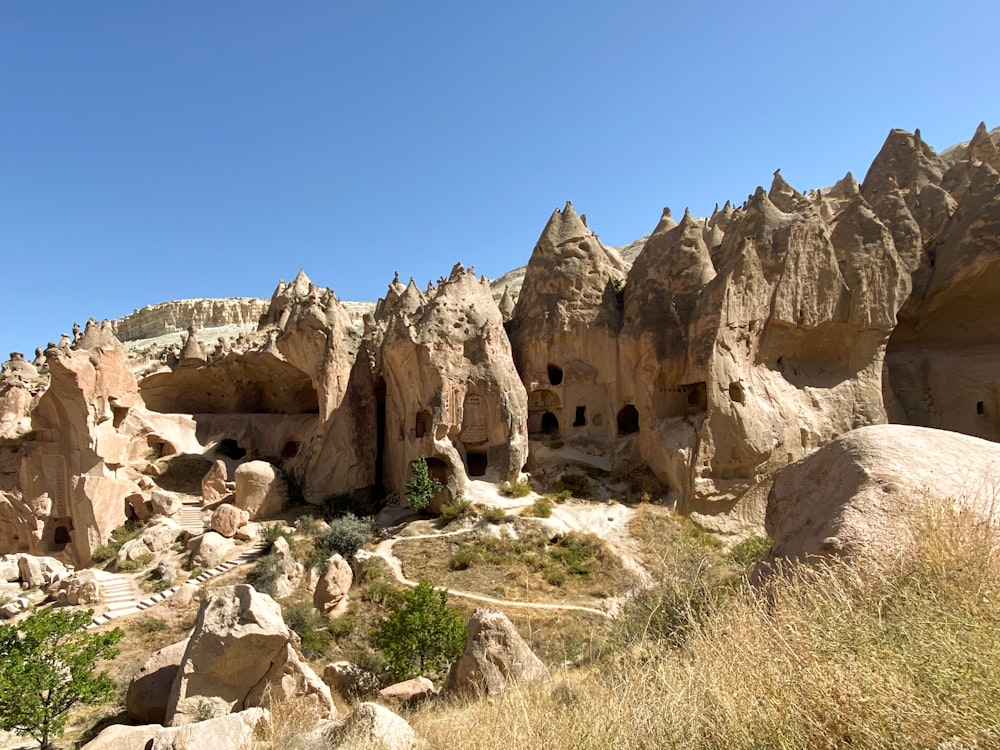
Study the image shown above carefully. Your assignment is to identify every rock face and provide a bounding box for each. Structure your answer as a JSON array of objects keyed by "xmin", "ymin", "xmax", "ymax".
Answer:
[
  {"xmin": 126, "ymin": 638, "xmax": 190, "ymax": 724},
  {"xmin": 507, "ymin": 202, "xmax": 628, "ymax": 467},
  {"xmin": 82, "ymin": 707, "xmax": 268, "ymax": 750},
  {"xmin": 766, "ymin": 424, "xmax": 1000, "ymax": 561},
  {"xmin": 444, "ymin": 608, "xmax": 549, "ymax": 696},
  {"xmin": 116, "ymin": 298, "xmax": 268, "ymax": 342},
  {"xmin": 164, "ymin": 584, "xmax": 334, "ymax": 725},
  {"xmin": 378, "ymin": 264, "xmax": 528, "ymax": 508},
  {"xmin": 1, "ymin": 124, "xmax": 998, "ymax": 542}
]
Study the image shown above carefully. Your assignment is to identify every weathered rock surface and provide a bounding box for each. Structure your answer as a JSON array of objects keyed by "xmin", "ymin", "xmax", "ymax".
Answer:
[
  {"xmin": 116, "ymin": 298, "xmax": 268, "ymax": 342},
  {"xmin": 379, "ymin": 264, "xmax": 528, "ymax": 510},
  {"xmin": 82, "ymin": 707, "xmax": 268, "ymax": 750},
  {"xmin": 164, "ymin": 584, "xmax": 334, "ymax": 725},
  {"xmin": 766, "ymin": 424, "xmax": 1000, "ymax": 562},
  {"xmin": 340, "ymin": 702, "xmax": 417, "ymax": 750},
  {"xmin": 444, "ymin": 608, "xmax": 549, "ymax": 696},
  {"xmin": 55, "ymin": 569, "xmax": 101, "ymax": 605},
  {"xmin": 313, "ymin": 553, "xmax": 352, "ymax": 617},
  {"xmin": 323, "ymin": 660, "xmax": 381, "ymax": 696},
  {"xmin": 234, "ymin": 461, "xmax": 289, "ymax": 520},
  {"xmin": 126, "ymin": 638, "xmax": 190, "ymax": 724},
  {"xmin": 200, "ymin": 459, "xmax": 230, "ymax": 503},
  {"xmin": 210, "ymin": 503, "xmax": 249, "ymax": 538},
  {"xmin": 186, "ymin": 531, "xmax": 233, "ymax": 568},
  {"xmin": 378, "ymin": 675, "xmax": 435, "ymax": 708}
]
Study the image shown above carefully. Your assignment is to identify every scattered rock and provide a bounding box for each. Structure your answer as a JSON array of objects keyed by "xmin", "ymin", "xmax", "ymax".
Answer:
[
  {"xmin": 378, "ymin": 676, "xmax": 435, "ymax": 708},
  {"xmin": 186, "ymin": 531, "xmax": 233, "ymax": 568},
  {"xmin": 340, "ymin": 702, "xmax": 417, "ymax": 750},
  {"xmin": 201, "ymin": 460, "xmax": 230, "ymax": 504},
  {"xmin": 164, "ymin": 584, "xmax": 335, "ymax": 725},
  {"xmin": 210, "ymin": 503, "xmax": 249, "ymax": 538},
  {"xmin": 313, "ymin": 553, "xmax": 352, "ymax": 617},
  {"xmin": 323, "ymin": 660, "xmax": 381, "ymax": 697},
  {"xmin": 82, "ymin": 707, "xmax": 268, "ymax": 750},
  {"xmin": 55, "ymin": 570, "xmax": 102, "ymax": 605},
  {"xmin": 444, "ymin": 608, "xmax": 549, "ymax": 696},
  {"xmin": 150, "ymin": 489, "xmax": 183, "ymax": 517}
]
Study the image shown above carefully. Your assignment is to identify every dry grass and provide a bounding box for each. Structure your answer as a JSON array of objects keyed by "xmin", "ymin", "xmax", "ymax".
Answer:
[
  {"xmin": 407, "ymin": 500, "xmax": 1000, "ymax": 749},
  {"xmin": 393, "ymin": 525, "xmax": 634, "ymax": 604}
]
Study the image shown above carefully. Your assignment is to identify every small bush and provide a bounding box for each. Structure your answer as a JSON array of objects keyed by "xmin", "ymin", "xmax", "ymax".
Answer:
[
  {"xmin": 92, "ymin": 518, "xmax": 147, "ymax": 564},
  {"xmin": 247, "ymin": 554, "xmax": 282, "ymax": 598},
  {"xmin": 531, "ymin": 496, "xmax": 553, "ymax": 518},
  {"xmin": 549, "ymin": 533, "xmax": 598, "ymax": 577},
  {"xmin": 136, "ymin": 617, "xmax": 167, "ymax": 634},
  {"xmin": 294, "ymin": 514, "xmax": 320, "ymax": 535},
  {"xmin": 449, "ymin": 546, "xmax": 478, "ymax": 571},
  {"xmin": 499, "ymin": 479, "xmax": 532, "ymax": 498},
  {"xmin": 728, "ymin": 535, "xmax": 772, "ymax": 567},
  {"xmin": 555, "ymin": 473, "xmax": 591, "ymax": 499},
  {"xmin": 282, "ymin": 603, "xmax": 332, "ymax": 660},
  {"xmin": 440, "ymin": 499, "xmax": 472, "ymax": 523},
  {"xmin": 260, "ymin": 524, "xmax": 295, "ymax": 551},
  {"xmin": 116, "ymin": 553, "xmax": 154, "ymax": 572},
  {"xmin": 479, "ymin": 506, "xmax": 507, "ymax": 524},
  {"xmin": 361, "ymin": 580, "xmax": 404, "ymax": 607},
  {"xmin": 309, "ymin": 513, "xmax": 373, "ymax": 570}
]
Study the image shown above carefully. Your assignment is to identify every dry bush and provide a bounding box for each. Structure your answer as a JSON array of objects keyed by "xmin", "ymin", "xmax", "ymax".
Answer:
[{"xmin": 410, "ymin": 499, "xmax": 1000, "ymax": 749}]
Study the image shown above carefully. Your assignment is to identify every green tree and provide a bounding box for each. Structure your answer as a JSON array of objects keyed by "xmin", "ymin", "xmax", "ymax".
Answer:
[
  {"xmin": 370, "ymin": 580, "xmax": 466, "ymax": 680},
  {"xmin": 0, "ymin": 608, "xmax": 123, "ymax": 750},
  {"xmin": 405, "ymin": 457, "xmax": 443, "ymax": 511}
]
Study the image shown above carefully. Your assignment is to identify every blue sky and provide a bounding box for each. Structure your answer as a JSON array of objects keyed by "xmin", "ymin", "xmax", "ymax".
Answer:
[{"xmin": 1, "ymin": 1, "xmax": 997, "ymax": 358}]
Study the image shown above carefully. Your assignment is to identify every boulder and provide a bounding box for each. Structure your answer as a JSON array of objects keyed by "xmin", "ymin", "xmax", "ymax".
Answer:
[
  {"xmin": 117, "ymin": 538, "xmax": 154, "ymax": 567},
  {"xmin": 55, "ymin": 570, "xmax": 102, "ymax": 605},
  {"xmin": 378, "ymin": 676, "xmax": 435, "ymax": 708},
  {"xmin": 201, "ymin": 459, "xmax": 230, "ymax": 504},
  {"xmin": 17, "ymin": 555, "xmax": 45, "ymax": 588},
  {"xmin": 323, "ymin": 660, "xmax": 381, "ymax": 696},
  {"xmin": 186, "ymin": 531, "xmax": 233, "ymax": 568},
  {"xmin": 341, "ymin": 702, "xmax": 417, "ymax": 750},
  {"xmin": 141, "ymin": 518, "xmax": 183, "ymax": 552},
  {"xmin": 126, "ymin": 638, "xmax": 190, "ymax": 724},
  {"xmin": 150, "ymin": 489, "xmax": 183, "ymax": 517},
  {"xmin": 444, "ymin": 608, "xmax": 549, "ymax": 696},
  {"xmin": 269, "ymin": 536, "xmax": 303, "ymax": 599},
  {"xmin": 234, "ymin": 461, "xmax": 289, "ymax": 520},
  {"xmin": 1, "ymin": 599, "xmax": 28, "ymax": 619},
  {"xmin": 211, "ymin": 503, "xmax": 250, "ymax": 538},
  {"xmin": 0, "ymin": 555, "xmax": 19, "ymax": 582},
  {"xmin": 313, "ymin": 553, "xmax": 353, "ymax": 617},
  {"xmin": 164, "ymin": 584, "xmax": 334, "ymax": 725},
  {"xmin": 766, "ymin": 424, "xmax": 1000, "ymax": 562},
  {"xmin": 82, "ymin": 707, "xmax": 268, "ymax": 750}
]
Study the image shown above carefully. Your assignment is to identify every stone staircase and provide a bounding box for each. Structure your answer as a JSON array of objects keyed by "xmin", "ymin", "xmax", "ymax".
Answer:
[
  {"xmin": 90, "ymin": 569, "xmax": 142, "ymax": 625},
  {"xmin": 178, "ymin": 502, "xmax": 206, "ymax": 535}
]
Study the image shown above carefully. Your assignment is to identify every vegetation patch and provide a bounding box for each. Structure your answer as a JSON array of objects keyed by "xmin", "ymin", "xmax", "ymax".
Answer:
[{"xmin": 499, "ymin": 479, "xmax": 532, "ymax": 498}]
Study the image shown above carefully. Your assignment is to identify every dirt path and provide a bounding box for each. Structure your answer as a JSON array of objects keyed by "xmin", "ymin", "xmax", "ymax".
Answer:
[{"xmin": 372, "ymin": 493, "xmax": 653, "ymax": 619}]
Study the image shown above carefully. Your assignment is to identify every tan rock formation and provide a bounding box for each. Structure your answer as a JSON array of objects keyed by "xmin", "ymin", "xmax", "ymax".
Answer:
[
  {"xmin": 115, "ymin": 298, "xmax": 268, "ymax": 342},
  {"xmin": 340, "ymin": 702, "xmax": 417, "ymax": 750},
  {"xmin": 234, "ymin": 460, "xmax": 289, "ymax": 520},
  {"xmin": 82, "ymin": 707, "xmax": 268, "ymax": 750},
  {"xmin": 313, "ymin": 553, "xmax": 352, "ymax": 617},
  {"xmin": 766, "ymin": 424, "xmax": 1000, "ymax": 562},
  {"xmin": 378, "ymin": 264, "xmax": 528, "ymax": 509},
  {"xmin": 210, "ymin": 503, "xmax": 249, "ymax": 538},
  {"xmin": 444, "ymin": 608, "xmax": 549, "ymax": 696},
  {"xmin": 201, "ymin": 459, "xmax": 230, "ymax": 503},
  {"xmin": 508, "ymin": 202, "xmax": 628, "ymax": 463},
  {"xmin": 165, "ymin": 584, "xmax": 335, "ymax": 725},
  {"xmin": 126, "ymin": 638, "xmax": 190, "ymax": 724}
]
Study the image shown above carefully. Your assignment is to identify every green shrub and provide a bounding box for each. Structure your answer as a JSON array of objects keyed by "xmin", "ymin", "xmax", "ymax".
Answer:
[
  {"xmin": 260, "ymin": 524, "xmax": 295, "ymax": 552},
  {"xmin": 440, "ymin": 499, "xmax": 472, "ymax": 523},
  {"xmin": 406, "ymin": 456, "xmax": 443, "ymax": 511},
  {"xmin": 549, "ymin": 533, "xmax": 598, "ymax": 577},
  {"xmin": 309, "ymin": 513, "xmax": 374, "ymax": 570},
  {"xmin": 728, "ymin": 535, "xmax": 772, "ymax": 567},
  {"xmin": 531, "ymin": 496, "xmax": 553, "ymax": 518},
  {"xmin": 282, "ymin": 603, "xmax": 332, "ymax": 660},
  {"xmin": 449, "ymin": 546, "xmax": 478, "ymax": 571},
  {"xmin": 479, "ymin": 506, "xmax": 507, "ymax": 524},
  {"xmin": 116, "ymin": 553, "xmax": 154, "ymax": 572},
  {"xmin": 294, "ymin": 514, "xmax": 320, "ymax": 535},
  {"xmin": 136, "ymin": 617, "xmax": 167, "ymax": 634},
  {"xmin": 499, "ymin": 479, "xmax": 532, "ymax": 498},
  {"xmin": 371, "ymin": 580, "xmax": 466, "ymax": 680},
  {"xmin": 555, "ymin": 473, "xmax": 592, "ymax": 499},
  {"xmin": 247, "ymin": 554, "xmax": 282, "ymax": 597},
  {"xmin": 361, "ymin": 580, "xmax": 404, "ymax": 607},
  {"xmin": 92, "ymin": 518, "xmax": 147, "ymax": 564}
]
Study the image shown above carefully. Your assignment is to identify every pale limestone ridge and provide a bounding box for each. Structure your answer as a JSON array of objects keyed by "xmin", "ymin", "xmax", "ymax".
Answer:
[{"xmin": 117, "ymin": 298, "xmax": 269, "ymax": 342}]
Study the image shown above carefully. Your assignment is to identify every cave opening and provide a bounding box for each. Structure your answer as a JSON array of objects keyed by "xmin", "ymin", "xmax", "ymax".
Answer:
[
  {"xmin": 617, "ymin": 405, "xmax": 640, "ymax": 435},
  {"xmin": 541, "ymin": 411, "xmax": 560, "ymax": 435}
]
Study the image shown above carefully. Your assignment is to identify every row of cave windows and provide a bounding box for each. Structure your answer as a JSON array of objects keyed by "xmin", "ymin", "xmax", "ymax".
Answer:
[{"xmin": 536, "ymin": 404, "xmax": 640, "ymax": 436}]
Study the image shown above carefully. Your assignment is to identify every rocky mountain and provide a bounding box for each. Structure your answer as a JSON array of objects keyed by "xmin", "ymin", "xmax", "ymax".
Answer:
[{"xmin": 2, "ymin": 122, "xmax": 998, "ymax": 566}]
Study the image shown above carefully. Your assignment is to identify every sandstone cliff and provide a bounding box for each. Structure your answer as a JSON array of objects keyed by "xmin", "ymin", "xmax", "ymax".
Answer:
[{"xmin": 116, "ymin": 298, "xmax": 269, "ymax": 342}]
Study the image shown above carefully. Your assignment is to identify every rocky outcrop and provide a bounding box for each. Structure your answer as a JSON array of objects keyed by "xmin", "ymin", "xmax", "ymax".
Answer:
[
  {"xmin": 444, "ymin": 608, "xmax": 549, "ymax": 696},
  {"xmin": 82, "ymin": 707, "xmax": 268, "ymax": 750},
  {"xmin": 127, "ymin": 638, "xmax": 190, "ymax": 724},
  {"xmin": 116, "ymin": 298, "xmax": 268, "ymax": 342},
  {"xmin": 508, "ymin": 202, "xmax": 628, "ymax": 464},
  {"xmin": 339, "ymin": 702, "xmax": 417, "ymax": 750},
  {"xmin": 234, "ymin": 461, "xmax": 289, "ymax": 520},
  {"xmin": 165, "ymin": 584, "xmax": 334, "ymax": 725},
  {"xmin": 378, "ymin": 264, "xmax": 528, "ymax": 508},
  {"xmin": 313, "ymin": 553, "xmax": 352, "ymax": 617},
  {"xmin": 766, "ymin": 424, "xmax": 1000, "ymax": 562}
]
